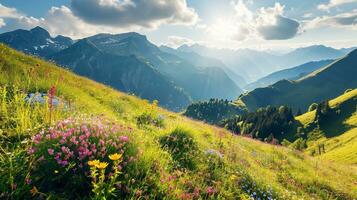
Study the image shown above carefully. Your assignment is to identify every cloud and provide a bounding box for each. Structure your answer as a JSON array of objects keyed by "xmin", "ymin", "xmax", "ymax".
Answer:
[
  {"xmin": 306, "ymin": 10, "xmax": 357, "ymax": 29},
  {"xmin": 255, "ymin": 3, "xmax": 300, "ymax": 40},
  {"xmin": 165, "ymin": 36, "xmax": 194, "ymax": 48},
  {"xmin": 0, "ymin": 1, "xmax": 198, "ymax": 39},
  {"xmin": 318, "ymin": 0, "xmax": 357, "ymax": 11},
  {"xmin": 70, "ymin": 0, "xmax": 198, "ymax": 28},
  {"xmin": 0, "ymin": 4, "xmax": 21, "ymax": 18},
  {"xmin": 204, "ymin": 1, "xmax": 300, "ymax": 41},
  {"xmin": 0, "ymin": 19, "xmax": 5, "ymax": 28}
]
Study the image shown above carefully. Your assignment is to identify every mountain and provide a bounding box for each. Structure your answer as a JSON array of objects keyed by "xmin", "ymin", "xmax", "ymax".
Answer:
[
  {"xmin": 179, "ymin": 44, "xmax": 350, "ymax": 82},
  {"xmin": 160, "ymin": 45, "xmax": 247, "ymax": 88},
  {"xmin": 0, "ymin": 27, "xmax": 242, "ymax": 110},
  {"xmin": 84, "ymin": 33, "xmax": 242, "ymax": 101},
  {"xmin": 178, "ymin": 44, "xmax": 279, "ymax": 82},
  {"xmin": 245, "ymin": 59, "xmax": 334, "ymax": 90},
  {"xmin": 49, "ymin": 39, "xmax": 191, "ymax": 111},
  {"xmin": 1, "ymin": 44, "xmax": 356, "ymax": 199},
  {"xmin": 283, "ymin": 45, "xmax": 344, "ymax": 66},
  {"xmin": 0, "ymin": 26, "xmax": 73, "ymax": 57},
  {"xmin": 238, "ymin": 49, "xmax": 357, "ymax": 112}
]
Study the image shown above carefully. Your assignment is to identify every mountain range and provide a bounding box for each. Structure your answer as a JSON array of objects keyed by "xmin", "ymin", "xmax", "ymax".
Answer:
[
  {"xmin": 178, "ymin": 44, "xmax": 350, "ymax": 83},
  {"xmin": 237, "ymin": 49, "xmax": 357, "ymax": 112},
  {"xmin": 0, "ymin": 27, "xmax": 242, "ymax": 111},
  {"xmin": 245, "ymin": 59, "xmax": 335, "ymax": 90}
]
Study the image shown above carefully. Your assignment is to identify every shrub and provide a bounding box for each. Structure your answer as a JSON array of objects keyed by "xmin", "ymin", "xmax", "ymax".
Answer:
[
  {"xmin": 291, "ymin": 138, "xmax": 307, "ymax": 150},
  {"xmin": 27, "ymin": 117, "xmax": 135, "ymax": 199},
  {"xmin": 136, "ymin": 100, "xmax": 165, "ymax": 128},
  {"xmin": 159, "ymin": 128, "xmax": 198, "ymax": 170},
  {"xmin": 136, "ymin": 112, "xmax": 165, "ymax": 128}
]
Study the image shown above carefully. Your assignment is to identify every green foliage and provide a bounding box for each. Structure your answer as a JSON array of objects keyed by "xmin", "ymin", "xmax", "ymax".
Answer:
[
  {"xmin": 222, "ymin": 105, "xmax": 296, "ymax": 142},
  {"xmin": 281, "ymin": 139, "xmax": 292, "ymax": 147},
  {"xmin": 136, "ymin": 100, "xmax": 165, "ymax": 128},
  {"xmin": 291, "ymin": 138, "xmax": 307, "ymax": 150},
  {"xmin": 159, "ymin": 128, "xmax": 198, "ymax": 170},
  {"xmin": 184, "ymin": 98, "xmax": 245, "ymax": 124}
]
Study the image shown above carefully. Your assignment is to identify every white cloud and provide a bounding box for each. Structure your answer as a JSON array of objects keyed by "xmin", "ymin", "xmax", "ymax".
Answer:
[
  {"xmin": 318, "ymin": 0, "xmax": 357, "ymax": 11},
  {"xmin": 204, "ymin": 1, "xmax": 300, "ymax": 41},
  {"xmin": 70, "ymin": 0, "xmax": 198, "ymax": 28},
  {"xmin": 305, "ymin": 10, "xmax": 357, "ymax": 29},
  {"xmin": 0, "ymin": 4, "xmax": 21, "ymax": 18},
  {"xmin": 165, "ymin": 36, "xmax": 194, "ymax": 48},
  {"xmin": 0, "ymin": 19, "xmax": 5, "ymax": 28},
  {"xmin": 255, "ymin": 3, "xmax": 300, "ymax": 40},
  {"xmin": 0, "ymin": 1, "xmax": 198, "ymax": 39}
]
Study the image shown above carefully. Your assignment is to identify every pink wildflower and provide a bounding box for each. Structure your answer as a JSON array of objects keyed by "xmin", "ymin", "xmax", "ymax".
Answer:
[
  {"xmin": 27, "ymin": 148, "xmax": 35, "ymax": 155},
  {"xmin": 119, "ymin": 135, "xmax": 129, "ymax": 142},
  {"xmin": 206, "ymin": 186, "xmax": 215, "ymax": 195}
]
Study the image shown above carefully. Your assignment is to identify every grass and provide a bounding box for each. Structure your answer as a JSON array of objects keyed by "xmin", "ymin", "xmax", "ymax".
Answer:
[
  {"xmin": 0, "ymin": 44, "xmax": 356, "ymax": 199},
  {"xmin": 296, "ymin": 89, "xmax": 357, "ymax": 165}
]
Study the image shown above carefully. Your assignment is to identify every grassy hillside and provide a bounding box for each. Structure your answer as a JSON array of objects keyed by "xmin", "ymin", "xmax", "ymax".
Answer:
[
  {"xmin": 239, "ymin": 49, "xmax": 357, "ymax": 112},
  {"xmin": 296, "ymin": 89, "xmax": 357, "ymax": 164},
  {"xmin": 0, "ymin": 44, "xmax": 356, "ymax": 199}
]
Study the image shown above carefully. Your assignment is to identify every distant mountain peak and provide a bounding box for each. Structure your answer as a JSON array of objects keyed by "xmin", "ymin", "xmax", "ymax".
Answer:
[{"xmin": 30, "ymin": 26, "xmax": 51, "ymax": 38}]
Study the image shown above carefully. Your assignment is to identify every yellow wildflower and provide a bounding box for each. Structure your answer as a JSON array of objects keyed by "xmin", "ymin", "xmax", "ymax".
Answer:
[
  {"xmin": 30, "ymin": 186, "xmax": 38, "ymax": 196},
  {"xmin": 96, "ymin": 162, "xmax": 108, "ymax": 169},
  {"xmin": 54, "ymin": 170, "xmax": 59, "ymax": 174},
  {"xmin": 230, "ymin": 175, "xmax": 238, "ymax": 181},
  {"xmin": 88, "ymin": 160, "xmax": 100, "ymax": 167},
  {"xmin": 109, "ymin": 153, "xmax": 122, "ymax": 161}
]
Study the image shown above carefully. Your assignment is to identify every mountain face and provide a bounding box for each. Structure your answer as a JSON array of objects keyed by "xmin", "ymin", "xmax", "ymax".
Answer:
[
  {"xmin": 283, "ymin": 45, "xmax": 344, "ymax": 66},
  {"xmin": 245, "ymin": 59, "xmax": 334, "ymax": 90},
  {"xmin": 84, "ymin": 33, "xmax": 242, "ymax": 101},
  {"xmin": 0, "ymin": 27, "xmax": 242, "ymax": 111},
  {"xmin": 178, "ymin": 44, "xmax": 278, "ymax": 82},
  {"xmin": 179, "ymin": 44, "xmax": 350, "ymax": 82},
  {"xmin": 49, "ymin": 39, "xmax": 191, "ymax": 111},
  {"xmin": 238, "ymin": 49, "xmax": 357, "ymax": 112},
  {"xmin": 160, "ymin": 45, "xmax": 247, "ymax": 88},
  {"xmin": 0, "ymin": 26, "xmax": 73, "ymax": 57}
]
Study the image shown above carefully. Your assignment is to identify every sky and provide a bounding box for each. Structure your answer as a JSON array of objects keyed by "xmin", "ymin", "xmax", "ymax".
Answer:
[{"xmin": 0, "ymin": 0, "xmax": 357, "ymax": 50}]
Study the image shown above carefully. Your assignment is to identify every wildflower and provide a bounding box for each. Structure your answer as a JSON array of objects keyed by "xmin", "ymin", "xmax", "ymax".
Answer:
[
  {"xmin": 119, "ymin": 135, "xmax": 129, "ymax": 142},
  {"xmin": 230, "ymin": 174, "xmax": 238, "ymax": 181},
  {"xmin": 30, "ymin": 186, "xmax": 38, "ymax": 196},
  {"xmin": 54, "ymin": 170, "xmax": 59, "ymax": 174},
  {"xmin": 206, "ymin": 186, "xmax": 215, "ymax": 195},
  {"xmin": 96, "ymin": 162, "xmax": 108, "ymax": 169},
  {"xmin": 88, "ymin": 160, "xmax": 100, "ymax": 167},
  {"xmin": 48, "ymin": 148, "xmax": 54, "ymax": 155},
  {"xmin": 109, "ymin": 153, "xmax": 122, "ymax": 161},
  {"xmin": 25, "ymin": 177, "xmax": 32, "ymax": 185},
  {"xmin": 27, "ymin": 147, "xmax": 36, "ymax": 155}
]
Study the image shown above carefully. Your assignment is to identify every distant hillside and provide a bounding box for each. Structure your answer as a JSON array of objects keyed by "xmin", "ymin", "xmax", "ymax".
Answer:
[
  {"xmin": 160, "ymin": 45, "xmax": 247, "ymax": 88},
  {"xmin": 179, "ymin": 44, "xmax": 349, "ymax": 82},
  {"xmin": 238, "ymin": 49, "xmax": 357, "ymax": 112},
  {"xmin": 50, "ymin": 39, "xmax": 191, "ymax": 111},
  {"xmin": 245, "ymin": 60, "xmax": 334, "ymax": 90}
]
